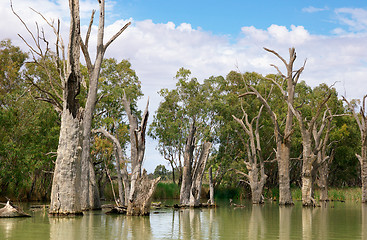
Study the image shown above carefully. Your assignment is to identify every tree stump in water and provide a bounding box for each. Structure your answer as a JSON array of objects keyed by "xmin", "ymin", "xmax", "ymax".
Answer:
[
  {"xmin": 0, "ymin": 201, "xmax": 31, "ymax": 218},
  {"xmin": 127, "ymin": 171, "xmax": 160, "ymax": 216}
]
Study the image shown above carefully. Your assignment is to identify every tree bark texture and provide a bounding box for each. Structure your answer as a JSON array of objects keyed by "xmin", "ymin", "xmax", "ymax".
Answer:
[
  {"xmin": 49, "ymin": 0, "xmax": 83, "ymax": 215},
  {"xmin": 277, "ymin": 143, "xmax": 293, "ymax": 205},
  {"xmin": 208, "ymin": 166, "xmax": 215, "ymax": 205},
  {"xmin": 189, "ymin": 141, "xmax": 212, "ymax": 206},
  {"xmin": 127, "ymin": 170, "xmax": 160, "ymax": 216},
  {"xmin": 180, "ymin": 122, "xmax": 196, "ymax": 206}
]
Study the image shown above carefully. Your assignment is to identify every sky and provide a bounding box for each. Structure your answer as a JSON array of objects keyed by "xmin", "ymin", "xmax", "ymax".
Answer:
[{"xmin": 1, "ymin": 0, "xmax": 367, "ymax": 172}]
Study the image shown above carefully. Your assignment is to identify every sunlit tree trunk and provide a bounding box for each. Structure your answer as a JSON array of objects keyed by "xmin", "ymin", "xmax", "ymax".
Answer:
[{"xmin": 49, "ymin": 0, "xmax": 83, "ymax": 215}]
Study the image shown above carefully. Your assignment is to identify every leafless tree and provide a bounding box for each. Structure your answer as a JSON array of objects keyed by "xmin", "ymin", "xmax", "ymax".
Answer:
[{"xmin": 343, "ymin": 95, "xmax": 367, "ymax": 202}]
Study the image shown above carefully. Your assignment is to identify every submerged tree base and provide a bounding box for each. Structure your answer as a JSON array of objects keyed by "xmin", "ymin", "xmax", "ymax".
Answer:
[
  {"xmin": 0, "ymin": 201, "xmax": 31, "ymax": 218},
  {"xmin": 48, "ymin": 211, "xmax": 84, "ymax": 217}
]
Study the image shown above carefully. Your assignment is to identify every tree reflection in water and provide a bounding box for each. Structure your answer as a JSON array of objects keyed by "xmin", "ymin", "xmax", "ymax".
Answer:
[{"xmin": 279, "ymin": 206, "xmax": 292, "ymax": 240}]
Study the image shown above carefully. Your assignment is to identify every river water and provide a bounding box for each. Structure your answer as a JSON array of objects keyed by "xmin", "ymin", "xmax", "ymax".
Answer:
[{"xmin": 0, "ymin": 201, "xmax": 366, "ymax": 239}]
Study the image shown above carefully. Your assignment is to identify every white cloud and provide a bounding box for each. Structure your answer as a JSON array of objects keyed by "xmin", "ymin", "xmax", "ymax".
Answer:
[
  {"xmin": 302, "ymin": 6, "xmax": 329, "ymax": 13},
  {"xmin": 335, "ymin": 8, "xmax": 367, "ymax": 32}
]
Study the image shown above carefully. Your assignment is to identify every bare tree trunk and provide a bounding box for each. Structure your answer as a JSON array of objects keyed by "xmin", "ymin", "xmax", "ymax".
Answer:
[
  {"xmin": 208, "ymin": 166, "xmax": 214, "ymax": 205},
  {"xmin": 317, "ymin": 158, "xmax": 329, "ymax": 201},
  {"xmin": 79, "ymin": 0, "xmax": 130, "ymax": 211},
  {"xmin": 93, "ymin": 128, "xmax": 129, "ymax": 206},
  {"xmin": 127, "ymin": 170, "xmax": 160, "ymax": 216},
  {"xmin": 360, "ymin": 144, "xmax": 367, "ymax": 202},
  {"xmin": 180, "ymin": 121, "xmax": 196, "ymax": 206},
  {"xmin": 277, "ymin": 143, "xmax": 293, "ymax": 205},
  {"xmin": 49, "ymin": 0, "xmax": 83, "ymax": 215},
  {"xmin": 189, "ymin": 142, "xmax": 212, "ymax": 206},
  {"xmin": 301, "ymin": 133, "xmax": 316, "ymax": 206}
]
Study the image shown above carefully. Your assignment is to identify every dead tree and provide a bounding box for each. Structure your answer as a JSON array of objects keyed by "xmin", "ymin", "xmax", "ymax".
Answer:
[
  {"xmin": 180, "ymin": 121, "xmax": 213, "ymax": 207},
  {"xmin": 343, "ymin": 95, "xmax": 367, "ymax": 202},
  {"xmin": 232, "ymin": 105, "xmax": 267, "ymax": 204},
  {"xmin": 312, "ymin": 109, "xmax": 334, "ymax": 202},
  {"xmin": 240, "ymin": 47, "xmax": 303, "ymax": 205},
  {"xmin": 95, "ymin": 98, "xmax": 160, "ymax": 215},
  {"xmin": 93, "ymin": 128, "xmax": 130, "ymax": 206},
  {"xmin": 12, "ymin": 0, "xmax": 131, "ymax": 214}
]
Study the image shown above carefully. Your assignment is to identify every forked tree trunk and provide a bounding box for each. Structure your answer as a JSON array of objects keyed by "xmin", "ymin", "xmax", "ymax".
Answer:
[
  {"xmin": 49, "ymin": 106, "xmax": 83, "ymax": 215},
  {"xmin": 232, "ymin": 105, "xmax": 267, "ymax": 204},
  {"xmin": 180, "ymin": 121, "xmax": 196, "ymax": 206},
  {"xmin": 189, "ymin": 142, "xmax": 212, "ymax": 206}
]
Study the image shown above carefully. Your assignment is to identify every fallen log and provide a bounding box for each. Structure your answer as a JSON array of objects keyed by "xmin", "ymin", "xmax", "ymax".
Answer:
[{"xmin": 0, "ymin": 201, "xmax": 31, "ymax": 218}]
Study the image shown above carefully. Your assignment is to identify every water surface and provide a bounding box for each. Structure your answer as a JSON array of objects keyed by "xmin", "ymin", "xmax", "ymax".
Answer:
[{"xmin": 0, "ymin": 201, "xmax": 365, "ymax": 239}]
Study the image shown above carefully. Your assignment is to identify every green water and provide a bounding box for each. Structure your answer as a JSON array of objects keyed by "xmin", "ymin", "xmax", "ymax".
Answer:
[{"xmin": 0, "ymin": 201, "xmax": 366, "ymax": 239}]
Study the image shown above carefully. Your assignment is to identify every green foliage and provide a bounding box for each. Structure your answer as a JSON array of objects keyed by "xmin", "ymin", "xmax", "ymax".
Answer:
[
  {"xmin": 0, "ymin": 40, "xmax": 59, "ymax": 200},
  {"xmin": 153, "ymin": 182, "xmax": 180, "ymax": 199}
]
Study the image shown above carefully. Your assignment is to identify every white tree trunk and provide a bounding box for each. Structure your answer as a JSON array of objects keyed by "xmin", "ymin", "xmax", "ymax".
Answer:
[
  {"xmin": 49, "ymin": 110, "xmax": 83, "ymax": 215},
  {"xmin": 49, "ymin": 0, "xmax": 83, "ymax": 215},
  {"xmin": 189, "ymin": 142, "xmax": 212, "ymax": 207},
  {"xmin": 180, "ymin": 122, "xmax": 196, "ymax": 206}
]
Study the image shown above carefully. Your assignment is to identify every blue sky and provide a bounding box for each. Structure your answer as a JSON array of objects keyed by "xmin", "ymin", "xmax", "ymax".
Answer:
[
  {"xmin": 112, "ymin": 0, "xmax": 367, "ymax": 36},
  {"xmin": 2, "ymin": 0, "xmax": 367, "ymax": 172}
]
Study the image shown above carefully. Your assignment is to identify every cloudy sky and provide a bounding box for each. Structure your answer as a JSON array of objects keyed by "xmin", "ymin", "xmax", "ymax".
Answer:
[{"xmin": 2, "ymin": 0, "xmax": 367, "ymax": 172}]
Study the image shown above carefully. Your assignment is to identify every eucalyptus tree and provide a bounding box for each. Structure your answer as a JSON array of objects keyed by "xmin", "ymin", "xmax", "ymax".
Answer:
[
  {"xmin": 12, "ymin": 0, "xmax": 131, "ymax": 214},
  {"xmin": 150, "ymin": 68, "xmax": 220, "ymax": 206},
  {"xmin": 0, "ymin": 40, "xmax": 59, "ymax": 200}
]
